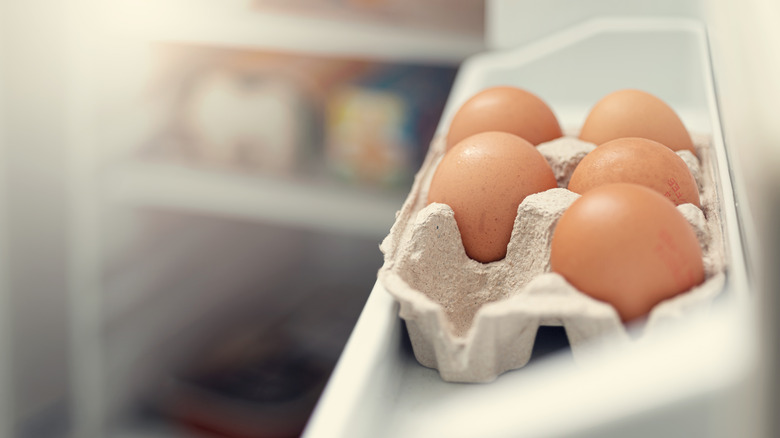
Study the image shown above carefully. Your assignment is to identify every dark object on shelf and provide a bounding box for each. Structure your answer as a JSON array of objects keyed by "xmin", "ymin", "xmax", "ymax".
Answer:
[{"xmin": 160, "ymin": 329, "xmax": 330, "ymax": 438}]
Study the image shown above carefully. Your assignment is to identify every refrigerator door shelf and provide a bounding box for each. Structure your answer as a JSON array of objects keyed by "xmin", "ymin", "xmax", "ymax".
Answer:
[{"xmin": 305, "ymin": 18, "xmax": 753, "ymax": 438}]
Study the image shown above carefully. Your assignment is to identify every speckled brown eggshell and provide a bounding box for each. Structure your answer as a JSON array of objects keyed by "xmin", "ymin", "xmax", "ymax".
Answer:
[
  {"xmin": 579, "ymin": 89, "xmax": 695, "ymax": 154},
  {"xmin": 428, "ymin": 131, "xmax": 557, "ymax": 263},
  {"xmin": 550, "ymin": 183, "xmax": 705, "ymax": 322},
  {"xmin": 446, "ymin": 86, "xmax": 563, "ymax": 150},
  {"xmin": 568, "ymin": 137, "xmax": 701, "ymax": 207}
]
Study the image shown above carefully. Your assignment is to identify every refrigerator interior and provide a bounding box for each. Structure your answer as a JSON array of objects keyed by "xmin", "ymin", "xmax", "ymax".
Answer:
[
  {"xmin": 2, "ymin": 0, "xmax": 780, "ymax": 437},
  {"xmin": 3, "ymin": 0, "xmax": 483, "ymax": 437},
  {"xmin": 73, "ymin": 26, "xmax": 466, "ymax": 438}
]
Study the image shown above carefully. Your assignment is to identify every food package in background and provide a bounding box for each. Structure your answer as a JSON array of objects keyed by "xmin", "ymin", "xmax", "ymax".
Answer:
[
  {"xmin": 325, "ymin": 86, "xmax": 414, "ymax": 187},
  {"xmin": 181, "ymin": 68, "xmax": 313, "ymax": 175},
  {"xmin": 324, "ymin": 65, "xmax": 456, "ymax": 188}
]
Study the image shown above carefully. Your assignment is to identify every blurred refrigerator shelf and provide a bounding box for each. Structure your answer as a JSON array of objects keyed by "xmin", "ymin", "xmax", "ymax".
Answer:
[
  {"xmin": 62, "ymin": 1, "xmax": 470, "ymax": 435},
  {"xmin": 104, "ymin": 162, "xmax": 406, "ymax": 239},
  {"xmin": 97, "ymin": 0, "xmax": 485, "ymax": 64}
]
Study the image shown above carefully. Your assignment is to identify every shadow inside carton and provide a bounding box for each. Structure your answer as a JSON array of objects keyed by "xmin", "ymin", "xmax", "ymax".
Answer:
[{"xmin": 528, "ymin": 326, "xmax": 573, "ymax": 365}]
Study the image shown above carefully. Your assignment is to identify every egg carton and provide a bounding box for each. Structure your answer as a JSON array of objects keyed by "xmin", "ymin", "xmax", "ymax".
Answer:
[{"xmin": 378, "ymin": 132, "xmax": 726, "ymax": 383}]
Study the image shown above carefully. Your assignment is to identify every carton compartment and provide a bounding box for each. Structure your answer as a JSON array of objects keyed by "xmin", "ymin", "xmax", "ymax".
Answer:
[{"xmin": 378, "ymin": 132, "xmax": 726, "ymax": 382}]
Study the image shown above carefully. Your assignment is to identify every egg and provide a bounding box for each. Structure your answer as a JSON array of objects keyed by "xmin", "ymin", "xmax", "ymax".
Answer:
[
  {"xmin": 568, "ymin": 137, "xmax": 700, "ymax": 207},
  {"xmin": 446, "ymin": 86, "xmax": 562, "ymax": 150},
  {"xmin": 428, "ymin": 131, "xmax": 557, "ymax": 263},
  {"xmin": 550, "ymin": 183, "xmax": 704, "ymax": 322},
  {"xmin": 579, "ymin": 89, "xmax": 695, "ymax": 154}
]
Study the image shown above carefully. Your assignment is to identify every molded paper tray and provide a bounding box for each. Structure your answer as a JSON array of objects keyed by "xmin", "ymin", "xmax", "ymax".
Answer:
[{"xmin": 304, "ymin": 18, "xmax": 751, "ymax": 438}]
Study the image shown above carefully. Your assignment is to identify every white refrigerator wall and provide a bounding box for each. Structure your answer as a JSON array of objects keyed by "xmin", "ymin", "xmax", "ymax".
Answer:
[{"xmin": 1, "ymin": 1, "xmax": 72, "ymax": 432}]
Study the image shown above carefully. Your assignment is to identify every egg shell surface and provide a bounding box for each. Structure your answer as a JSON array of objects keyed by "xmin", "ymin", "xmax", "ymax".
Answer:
[
  {"xmin": 579, "ymin": 89, "xmax": 695, "ymax": 154},
  {"xmin": 446, "ymin": 86, "xmax": 562, "ymax": 150},
  {"xmin": 428, "ymin": 131, "xmax": 557, "ymax": 263},
  {"xmin": 568, "ymin": 137, "xmax": 701, "ymax": 207},
  {"xmin": 550, "ymin": 183, "xmax": 705, "ymax": 322}
]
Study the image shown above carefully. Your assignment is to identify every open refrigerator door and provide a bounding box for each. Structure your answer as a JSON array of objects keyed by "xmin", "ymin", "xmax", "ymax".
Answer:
[{"xmin": 305, "ymin": 2, "xmax": 778, "ymax": 436}]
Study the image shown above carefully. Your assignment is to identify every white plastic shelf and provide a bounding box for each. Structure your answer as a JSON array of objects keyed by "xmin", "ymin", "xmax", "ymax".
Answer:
[
  {"xmin": 304, "ymin": 17, "xmax": 755, "ymax": 438},
  {"xmin": 104, "ymin": 162, "xmax": 405, "ymax": 239},
  {"xmin": 98, "ymin": 0, "xmax": 484, "ymax": 64}
]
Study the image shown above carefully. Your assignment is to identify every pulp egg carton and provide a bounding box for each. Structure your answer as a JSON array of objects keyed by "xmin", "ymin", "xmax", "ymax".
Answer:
[{"xmin": 379, "ymin": 131, "xmax": 726, "ymax": 382}]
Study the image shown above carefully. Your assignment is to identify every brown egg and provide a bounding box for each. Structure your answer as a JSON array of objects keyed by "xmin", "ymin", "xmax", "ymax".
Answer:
[
  {"xmin": 446, "ymin": 86, "xmax": 563, "ymax": 150},
  {"xmin": 550, "ymin": 183, "xmax": 704, "ymax": 322},
  {"xmin": 568, "ymin": 137, "xmax": 700, "ymax": 207},
  {"xmin": 579, "ymin": 89, "xmax": 695, "ymax": 154},
  {"xmin": 428, "ymin": 131, "xmax": 557, "ymax": 263}
]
